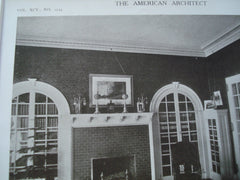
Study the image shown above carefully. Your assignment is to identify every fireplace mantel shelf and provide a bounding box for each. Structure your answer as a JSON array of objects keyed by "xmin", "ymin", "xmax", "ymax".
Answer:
[
  {"xmin": 59, "ymin": 112, "xmax": 157, "ymax": 180},
  {"xmin": 71, "ymin": 112, "xmax": 154, "ymax": 128}
]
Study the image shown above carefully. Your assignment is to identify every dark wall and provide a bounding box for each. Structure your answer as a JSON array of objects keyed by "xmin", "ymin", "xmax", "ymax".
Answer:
[
  {"xmin": 14, "ymin": 46, "xmax": 210, "ymax": 113},
  {"xmin": 207, "ymin": 39, "xmax": 240, "ymax": 108}
]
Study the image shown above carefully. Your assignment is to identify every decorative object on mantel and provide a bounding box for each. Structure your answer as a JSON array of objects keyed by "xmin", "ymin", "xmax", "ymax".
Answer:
[
  {"xmin": 136, "ymin": 94, "xmax": 149, "ymax": 112},
  {"xmin": 122, "ymin": 94, "xmax": 128, "ymax": 113},
  {"xmin": 204, "ymin": 90, "xmax": 223, "ymax": 110},
  {"xmin": 107, "ymin": 100, "xmax": 115, "ymax": 113},
  {"xmin": 213, "ymin": 90, "xmax": 223, "ymax": 106},
  {"xmin": 73, "ymin": 95, "xmax": 87, "ymax": 114},
  {"xmin": 94, "ymin": 94, "xmax": 100, "ymax": 114},
  {"xmin": 89, "ymin": 74, "xmax": 133, "ymax": 107},
  {"xmin": 204, "ymin": 100, "xmax": 215, "ymax": 110},
  {"xmin": 125, "ymin": 169, "xmax": 129, "ymax": 180}
]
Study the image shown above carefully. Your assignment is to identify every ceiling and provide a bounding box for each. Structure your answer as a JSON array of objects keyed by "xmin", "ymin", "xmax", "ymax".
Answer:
[{"xmin": 16, "ymin": 15, "xmax": 240, "ymax": 57}]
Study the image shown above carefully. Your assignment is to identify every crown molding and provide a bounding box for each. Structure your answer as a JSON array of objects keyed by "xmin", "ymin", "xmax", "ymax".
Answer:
[
  {"xmin": 16, "ymin": 22, "xmax": 240, "ymax": 58},
  {"xmin": 16, "ymin": 37, "xmax": 205, "ymax": 57},
  {"xmin": 202, "ymin": 23, "xmax": 240, "ymax": 57}
]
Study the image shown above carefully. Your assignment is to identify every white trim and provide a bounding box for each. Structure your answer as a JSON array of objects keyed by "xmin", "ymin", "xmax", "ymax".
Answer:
[
  {"xmin": 225, "ymin": 74, "xmax": 240, "ymax": 180},
  {"xmin": 58, "ymin": 114, "xmax": 72, "ymax": 180},
  {"xmin": 16, "ymin": 37, "xmax": 205, "ymax": 57},
  {"xmin": 204, "ymin": 110, "xmax": 222, "ymax": 180},
  {"xmin": 203, "ymin": 109, "xmax": 234, "ymax": 179},
  {"xmin": 58, "ymin": 112, "xmax": 156, "ymax": 180},
  {"xmin": 149, "ymin": 114, "xmax": 157, "ymax": 180},
  {"xmin": 150, "ymin": 82, "xmax": 203, "ymax": 112},
  {"xmin": 226, "ymin": 74, "xmax": 240, "ymax": 82},
  {"xmin": 203, "ymin": 23, "xmax": 240, "ymax": 57},
  {"xmin": 12, "ymin": 79, "xmax": 70, "ymax": 115},
  {"xmin": 11, "ymin": 79, "xmax": 70, "ymax": 179},
  {"xmin": 149, "ymin": 82, "xmax": 208, "ymax": 180},
  {"xmin": 71, "ymin": 113, "xmax": 153, "ymax": 128}
]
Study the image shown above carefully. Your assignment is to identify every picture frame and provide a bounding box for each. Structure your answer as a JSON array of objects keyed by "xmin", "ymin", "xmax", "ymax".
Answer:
[
  {"xmin": 213, "ymin": 90, "xmax": 223, "ymax": 106},
  {"xmin": 89, "ymin": 74, "xmax": 133, "ymax": 107}
]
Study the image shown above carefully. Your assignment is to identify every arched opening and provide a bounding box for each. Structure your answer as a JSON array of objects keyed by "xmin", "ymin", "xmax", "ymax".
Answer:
[
  {"xmin": 150, "ymin": 82, "xmax": 207, "ymax": 180},
  {"xmin": 9, "ymin": 79, "xmax": 70, "ymax": 180}
]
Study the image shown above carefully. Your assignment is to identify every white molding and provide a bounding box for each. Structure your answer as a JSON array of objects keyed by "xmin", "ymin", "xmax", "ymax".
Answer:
[
  {"xmin": 58, "ymin": 114, "xmax": 72, "ymax": 180},
  {"xmin": 225, "ymin": 74, "xmax": 240, "ymax": 179},
  {"xmin": 16, "ymin": 37, "xmax": 205, "ymax": 57},
  {"xmin": 13, "ymin": 79, "xmax": 70, "ymax": 115},
  {"xmin": 203, "ymin": 109, "xmax": 234, "ymax": 179},
  {"xmin": 202, "ymin": 23, "xmax": 240, "ymax": 57},
  {"xmin": 226, "ymin": 73, "xmax": 240, "ymax": 82},
  {"xmin": 71, "ymin": 112, "xmax": 153, "ymax": 128},
  {"xmin": 12, "ymin": 80, "xmax": 71, "ymax": 180},
  {"xmin": 150, "ymin": 82, "xmax": 204, "ymax": 112},
  {"xmin": 58, "ymin": 112, "xmax": 157, "ymax": 180},
  {"xmin": 149, "ymin": 82, "xmax": 208, "ymax": 180}
]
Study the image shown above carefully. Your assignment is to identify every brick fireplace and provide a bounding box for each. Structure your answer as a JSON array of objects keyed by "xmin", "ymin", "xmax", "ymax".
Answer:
[
  {"xmin": 73, "ymin": 125, "xmax": 151, "ymax": 180},
  {"xmin": 58, "ymin": 113, "xmax": 156, "ymax": 180}
]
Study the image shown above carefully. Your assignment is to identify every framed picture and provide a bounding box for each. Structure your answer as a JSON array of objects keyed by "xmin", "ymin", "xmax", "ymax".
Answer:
[
  {"xmin": 89, "ymin": 74, "xmax": 133, "ymax": 107},
  {"xmin": 213, "ymin": 90, "xmax": 223, "ymax": 106}
]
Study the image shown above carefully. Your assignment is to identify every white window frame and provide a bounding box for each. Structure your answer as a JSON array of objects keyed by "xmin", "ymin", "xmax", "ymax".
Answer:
[
  {"xmin": 150, "ymin": 82, "xmax": 209, "ymax": 180},
  {"xmin": 10, "ymin": 79, "xmax": 70, "ymax": 179},
  {"xmin": 225, "ymin": 74, "xmax": 240, "ymax": 179}
]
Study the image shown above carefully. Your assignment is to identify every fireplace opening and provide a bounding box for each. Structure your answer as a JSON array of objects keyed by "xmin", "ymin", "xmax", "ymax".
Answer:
[{"xmin": 92, "ymin": 156, "xmax": 135, "ymax": 180}]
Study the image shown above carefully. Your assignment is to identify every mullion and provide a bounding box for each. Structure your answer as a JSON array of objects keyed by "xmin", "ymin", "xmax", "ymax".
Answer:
[
  {"xmin": 237, "ymin": 82, "xmax": 240, "ymax": 95},
  {"xmin": 167, "ymin": 96, "xmax": 172, "ymax": 175},
  {"xmin": 44, "ymin": 96, "xmax": 48, "ymax": 167},
  {"xmin": 235, "ymin": 84, "xmax": 240, "ymax": 118},
  {"xmin": 184, "ymin": 95, "xmax": 191, "ymax": 141}
]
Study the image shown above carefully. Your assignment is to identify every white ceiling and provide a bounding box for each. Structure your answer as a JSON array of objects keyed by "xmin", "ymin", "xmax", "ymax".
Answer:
[{"xmin": 16, "ymin": 15, "xmax": 240, "ymax": 57}]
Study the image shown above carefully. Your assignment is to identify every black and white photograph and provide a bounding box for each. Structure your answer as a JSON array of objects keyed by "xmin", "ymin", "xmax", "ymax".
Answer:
[
  {"xmin": 1, "ymin": 3, "xmax": 240, "ymax": 180},
  {"xmin": 89, "ymin": 74, "xmax": 133, "ymax": 107}
]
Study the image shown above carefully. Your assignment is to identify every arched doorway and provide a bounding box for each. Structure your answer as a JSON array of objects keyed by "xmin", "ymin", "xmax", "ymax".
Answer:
[
  {"xmin": 150, "ymin": 82, "xmax": 207, "ymax": 180},
  {"xmin": 10, "ymin": 79, "xmax": 70, "ymax": 180}
]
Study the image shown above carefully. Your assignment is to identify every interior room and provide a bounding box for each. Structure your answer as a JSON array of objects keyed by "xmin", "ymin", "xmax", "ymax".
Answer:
[{"xmin": 9, "ymin": 15, "xmax": 240, "ymax": 180}]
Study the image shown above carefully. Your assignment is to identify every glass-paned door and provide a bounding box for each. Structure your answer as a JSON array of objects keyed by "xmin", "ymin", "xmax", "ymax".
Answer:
[
  {"xmin": 10, "ymin": 92, "xmax": 58, "ymax": 180},
  {"xmin": 226, "ymin": 74, "xmax": 240, "ymax": 179},
  {"xmin": 10, "ymin": 93, "xmax": 30, "ymax": 172},
  {"xmin": 159, "ymin": 92, "xmax": 200, "ymax": 178},
  {"xmin": 208, "ymin": 119, "xmax": 221, "ymax": 174}
]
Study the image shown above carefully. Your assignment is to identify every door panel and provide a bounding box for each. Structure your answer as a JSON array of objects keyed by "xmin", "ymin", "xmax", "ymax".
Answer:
[
  {"xmin": 226, "ymin": 74, "xmax": 240, "ymax": 179},
  {"xmin": 158, "ymin": 92, "xmax": 201, "ymax": 179}
]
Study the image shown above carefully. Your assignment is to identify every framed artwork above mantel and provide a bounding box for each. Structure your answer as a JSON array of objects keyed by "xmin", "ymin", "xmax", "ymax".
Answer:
[{"xmin": 89, "ymin": 74, "xmax": 133, "ymax": 107}]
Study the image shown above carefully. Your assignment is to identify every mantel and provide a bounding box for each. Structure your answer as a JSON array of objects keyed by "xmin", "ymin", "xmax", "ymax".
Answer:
[
  {"xmin": 71, "ymin": 112, "xmax": 154, "ymax": 128},
  {"xmin": 59, "ymin": 112, "xmax": 157, "ymax": 180}
]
